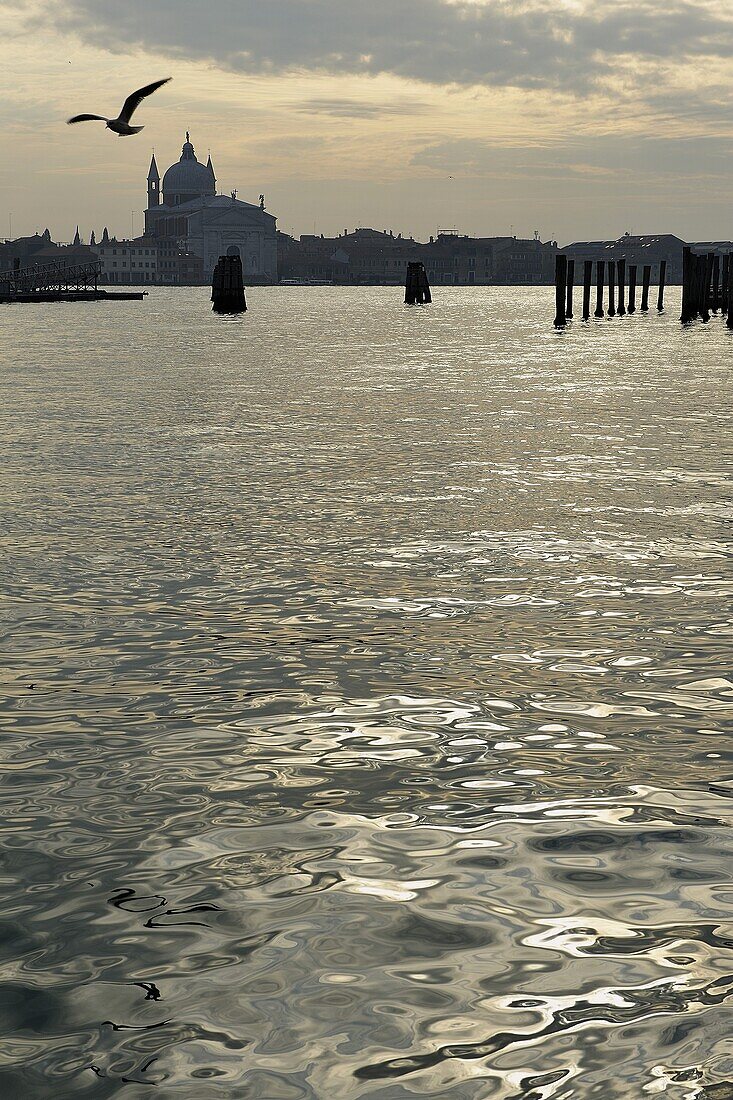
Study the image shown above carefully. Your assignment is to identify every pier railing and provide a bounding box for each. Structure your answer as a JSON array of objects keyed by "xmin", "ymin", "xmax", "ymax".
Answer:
[{"xmin": 0, "ymin": 259, "xmax": 101, "ymax": 296}]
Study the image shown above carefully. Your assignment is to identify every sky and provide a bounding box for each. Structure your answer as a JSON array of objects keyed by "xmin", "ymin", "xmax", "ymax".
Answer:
[{"xmin": 2, "ymin": 0, "xmax": 733, "ymax": 244}]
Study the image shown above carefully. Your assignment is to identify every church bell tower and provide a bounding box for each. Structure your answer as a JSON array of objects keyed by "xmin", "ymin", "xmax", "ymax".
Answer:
[{"xmin": 147, "ymin": 154, "xmax": 160, "ymax": 208}]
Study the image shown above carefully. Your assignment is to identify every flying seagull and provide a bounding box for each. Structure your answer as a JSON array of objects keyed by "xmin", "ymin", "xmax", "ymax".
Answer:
[{"xmin": 68, "ymin": 77, "xmax": 171, "ymax": 136}]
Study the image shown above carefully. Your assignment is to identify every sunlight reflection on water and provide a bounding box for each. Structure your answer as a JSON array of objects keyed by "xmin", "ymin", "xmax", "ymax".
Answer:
[{"xmin": 0, "ymin": 286, "xmax": 731, "ymax": 1098}]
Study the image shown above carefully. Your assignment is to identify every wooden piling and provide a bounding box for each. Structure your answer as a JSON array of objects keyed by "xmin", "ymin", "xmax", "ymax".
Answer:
[
  {"xmin": 405, "ymin": 264, "xmax": 418, "ymax": 304},
  {"xmin": 616, "ymin": 258, "xmax": 626, "ymax": 317},
  {"xmin": 712, "ymin": 254, "xmax": 721, "ymax": 313},
  {"xmin": 582, "ymin": 260, "xmax": 592, "ymax": 321},
  {"xmin": 694, "ymin": 252, "xmax": 706, "ymax": 320},
  {"xmin": 565, "ymin": 259, "xmax": 575, "ymax": 320},
  {"xmin": 594, "ymin": 260, "xmax": 605, "ymax": 318},
  {"xmin": 697, "ymin": 256, "xmax": 702, "ymax": 316},
  {"xmin": 405, "ymin": 261, "xmax": 431, "ymax": 305},
  {"xmin": 689, "ymin": 253, "xmax": 700, "ymax": 322},
  {"xmin": 689, "ymin": 253, "xmax": 696, "ymax": 318},
  {"xmin": 722, "ymin": 254, "xmax": 730, "ymax": 316},
  {"xmin": 641, "ymin": 264, "xmax": 651, "ymax": 313},
  {"xmin": 211, "ymin": 254, "xmax": 247, "ymax": 313},
  {"xmin": 627, "ymin": 264, "xmax": 637, "ymax": 314},
  {"xmin": 656, "ymin": 259, "xmax": 667, "ymax": 313},
  {"xmin": 702, "ymin": 253, "xmax": 714, "ymax": 323},
  {"xmin": 680, "ymin": 247, "xmax": 693, "ymax": 323},
  {"xmin": 554, "ymin": 254, "xmax": 567, "ymax": 328},
  {"xmin": 421, "ymin": 266, "xmax": 432, "ymax": 304},
  {"xmin": 607, "ymin": 261, "xmax": 616, "ymax": 317},
  {"xmin": 727, "ymin": 256, "xmax": 733, "ymax": 329}
]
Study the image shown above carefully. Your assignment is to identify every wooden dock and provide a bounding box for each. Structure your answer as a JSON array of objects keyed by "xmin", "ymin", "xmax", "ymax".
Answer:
[{"xmin": 2, "ymin": 290, "xmax": 145, "ymax": 303}]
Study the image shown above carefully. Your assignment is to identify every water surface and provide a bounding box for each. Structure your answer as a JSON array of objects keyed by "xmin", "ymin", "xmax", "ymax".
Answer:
[{"xmin": 0, "ymin": 287, "xmax": 731, "ymax": 1098}]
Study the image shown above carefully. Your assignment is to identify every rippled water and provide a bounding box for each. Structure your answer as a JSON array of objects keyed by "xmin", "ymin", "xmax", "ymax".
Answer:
[{"xmin": 1, "ymin": 286, "xmax": 731, "ymax": 1098}]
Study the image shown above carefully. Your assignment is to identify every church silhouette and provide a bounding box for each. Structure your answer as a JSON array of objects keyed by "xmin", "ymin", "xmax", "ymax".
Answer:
[{"xmin": 144, "ymin": 133, "xmax": 277, "ymax": 283}]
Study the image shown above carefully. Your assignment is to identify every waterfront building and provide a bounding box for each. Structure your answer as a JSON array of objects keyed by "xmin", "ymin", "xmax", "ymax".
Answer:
[
  {"xmin": 143, "ymin": 134, "xmax": 278, "ymax": 283},
  {"xmin": 692, "ymin": 241, "xmax": 733, "ymax": 257},
  {"xmin": 0, "ymin": 230, "xmax": 98, "ymax": 274},
  {"xmin": 95, "ymin": 236, "xmax": 157, "ymax": 283},
  {"xmin": 562, "ymin": 233, "xmax": 687, "ymax": 283},
  {"xmin": 7, "ymin": 222, "xmax": 721, "ymax": 290},
  {"xmin": 276, "ymin": 229, "xmax": 557, "ymax": 285},
  {"xmin": 419, "ymin": 233, "xmax": 556, "ymax": 285},
  {"xmin": 278, "ymin": 228, "xmax": 421, "ymax": 284},
  {"xmin": 0, "ymin": 230, "xmax": 55, "ymax": 269}
]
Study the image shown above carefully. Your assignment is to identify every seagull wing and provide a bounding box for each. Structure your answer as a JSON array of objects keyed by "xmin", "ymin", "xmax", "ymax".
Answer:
[
  {"xmin": 68, "ymin": 113, "xmax": 108, "ymax": 124},
  {"xmin": 118, "ymin": 77, "xmax": 171, "ymax": 123}
]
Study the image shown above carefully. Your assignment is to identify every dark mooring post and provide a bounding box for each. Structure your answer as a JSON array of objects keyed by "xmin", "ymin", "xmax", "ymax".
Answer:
[
  {"xmin": 712, "ymin": 254, "xmax": 721, "ymax": 313},
  {"xmin": 554, "ymin": 254, "xmax": 568, "ymax": 327},
  {"xmin": 594, "ymin": 260, "xmax": 605, "ymax": 317},
  {"xmin": 405, "ymin": 261, "xmax": 431, "ymax": 304},
  {"xmin": 694, "ymin": 253, "xmax": 706, "ymax": 320},
  {"xmin": 405, "ymin": 263, "xmax": 418, "ymax": 304},
  {"xmin": 700, "ymin": 253, "xmax": 709, "ymax": 319},
  {"xmin": 404, "ymin": 263, "xmax": 428, "ymax": 304},
  {"xmin": 727, "ymin": 256, "xmax": 733, "ymax": 329},
  {"xmin": 680, "ymin": 247, "xmax": 692, "ymax": 323},
  {"xmin": 607, "ymin": 260, "xmax": 616, "ymax": 317},
  {"xmin": 565, "ymin": 259, "xmax": 575, "ymax": 320},
  {"xmin": 211, "ymin": 254, "xmax": 247, "ymax": 313},
  {"xmin": 697, "ymin": 251, "xmax": 705, "ymax": 320},
  {"xmin": 418, "ymin": 263, "xmax": 431, "ymax": 304},
  {"xmin": 702, "ymin": 253, "xmax": 714, "ymax": 323},
  {"xmin": 641, "ymin": 264, "xmax": 651, "ymax": 313},
  {"xmin": 657, "ymin": 259, "xmax": 667, "ymax": 313},
  {"xmin": 582, "ymin": 260, "xmax": 593, "ymax": 321},
  {"xmin": 717, "ymin": 251, "xmax": 726, "ymax": 314},
  {"xmin": 689, "ymin": 254, "xmax": 701, "ymax": 321},
  {"xmin": 627, "ymin": 264, "xmax": 637, "ymax": 314},
  {"xmin": 616, "ymin": 258, "xmax": 626, "ymax": 317}
]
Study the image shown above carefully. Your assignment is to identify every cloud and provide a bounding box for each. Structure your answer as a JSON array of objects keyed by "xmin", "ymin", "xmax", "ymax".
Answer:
[
  {"xmin": 413, "ymin": 134, "xmax": 733, "ymax": 181},
  {"xmin": 27, "ymin": 0, "xmax": 733, "ymax": 96},
  {"xmin": 296, "ymin": 97, "xmax": 430, "ymax": 119}
]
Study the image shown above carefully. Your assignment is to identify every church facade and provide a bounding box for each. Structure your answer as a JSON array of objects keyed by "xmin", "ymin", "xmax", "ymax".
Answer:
[{"xmin": 144, "ymin": 134, "xmax": 278, "ymax": 284}]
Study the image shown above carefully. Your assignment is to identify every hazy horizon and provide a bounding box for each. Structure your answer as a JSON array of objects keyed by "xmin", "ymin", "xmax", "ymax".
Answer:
[{"xmin": 3, "ymin": 0, "xmax": 733, "ymax": 244}]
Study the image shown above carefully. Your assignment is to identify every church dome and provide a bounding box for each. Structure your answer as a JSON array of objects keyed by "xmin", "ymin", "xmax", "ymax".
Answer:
[{"xmin": 162, "ymin": 133, "xmax": 215, "ymax": 205}]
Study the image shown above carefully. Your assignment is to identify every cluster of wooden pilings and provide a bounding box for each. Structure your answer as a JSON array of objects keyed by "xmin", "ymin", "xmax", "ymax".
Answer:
[
  {"xmin": 554, "ymin": 255, "xmax": 666, "ymax": 328},
  {"xmin": 405, "ymin": 262, "xmax": 432, "ymax": 305},
  {"xmin": 680, "ymin": 246, "xmax": 733, "ymax": 326},
  {"xmin": 212, "ymin": 255, "xmax": 247, "ymax": 314}
]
